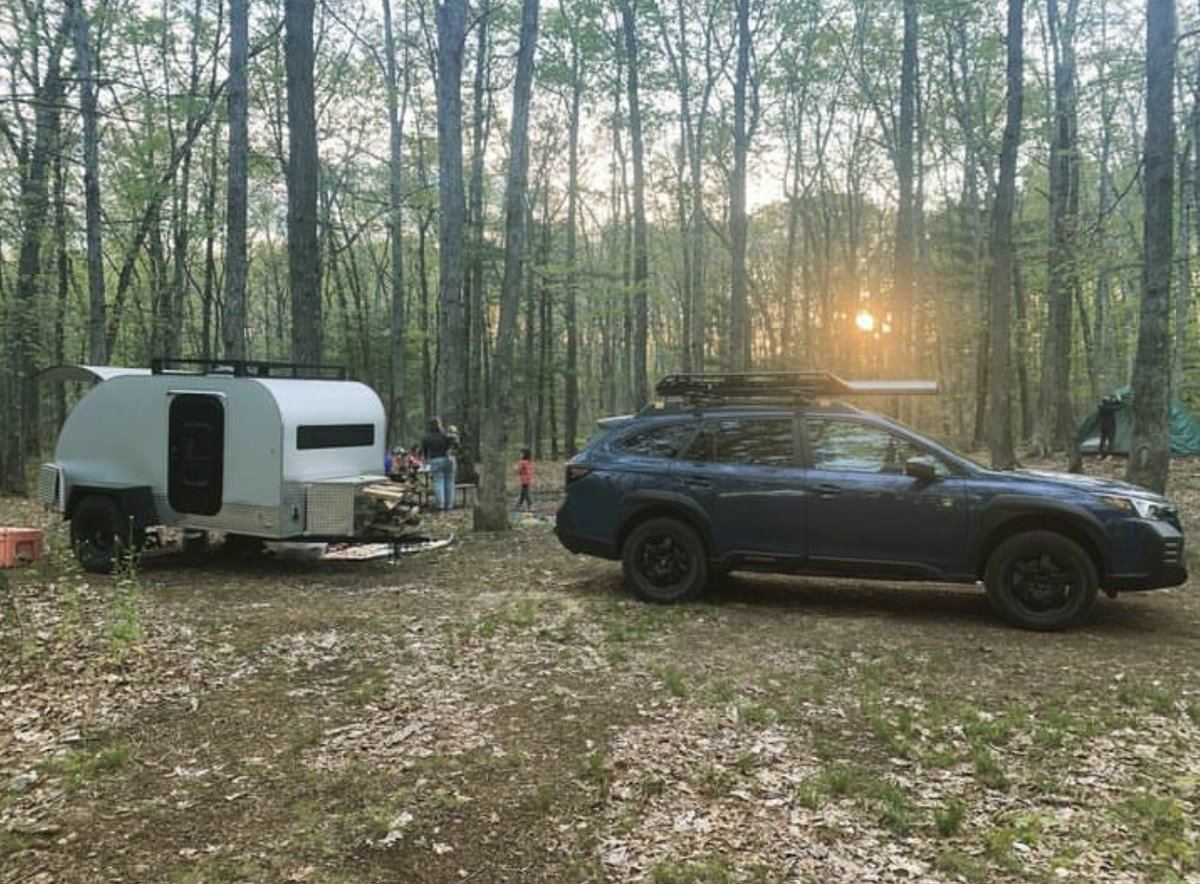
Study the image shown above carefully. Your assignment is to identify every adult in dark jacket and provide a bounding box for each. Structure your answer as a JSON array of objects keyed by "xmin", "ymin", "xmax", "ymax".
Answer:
[
  {"xmin": 1097, "ymin": 395, "xmax": 1121, "ymax": 459},
  {"xmin": 421, "ymin": 418, "xmax": 456, "ymax": 510}
]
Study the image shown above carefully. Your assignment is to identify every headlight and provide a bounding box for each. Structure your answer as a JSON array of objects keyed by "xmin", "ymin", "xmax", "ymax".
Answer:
[{"xmin": 1097, "ymin": 494, "xmax": 1164, "ymax": 519}]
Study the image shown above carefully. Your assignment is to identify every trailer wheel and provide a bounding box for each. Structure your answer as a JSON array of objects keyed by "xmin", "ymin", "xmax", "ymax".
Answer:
[{"xmin": 71, "ymin": 496, "xmax": 129, "ymax": 574}]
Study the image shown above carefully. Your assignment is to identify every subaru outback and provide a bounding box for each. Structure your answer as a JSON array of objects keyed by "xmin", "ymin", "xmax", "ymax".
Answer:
[{"xmin": 554, "ymin": 372, "xmax": 1187, "ymax": 630}]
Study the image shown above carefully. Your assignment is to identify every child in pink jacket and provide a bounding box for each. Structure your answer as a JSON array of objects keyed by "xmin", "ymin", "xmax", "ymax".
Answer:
[{"xmin": 515, "ymin": 448, "xmax": 534, "ymax": 512}]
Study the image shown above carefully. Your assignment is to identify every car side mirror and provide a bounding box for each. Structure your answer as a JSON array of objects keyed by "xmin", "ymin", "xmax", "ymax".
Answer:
[{"xmin": 904, "ymin": 458, "xmax": 938, "ymax": 484}]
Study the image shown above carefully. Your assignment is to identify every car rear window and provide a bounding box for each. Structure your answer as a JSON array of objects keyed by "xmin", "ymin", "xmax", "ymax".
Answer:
[{"xmin": 616, "ymin": 422, "xmax": 697, "ymax": 459}]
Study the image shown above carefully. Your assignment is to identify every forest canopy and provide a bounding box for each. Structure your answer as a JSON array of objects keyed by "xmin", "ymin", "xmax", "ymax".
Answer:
[{"xmin": 0, "ymin": 0, "xmax": 1190, "ymax": 495}]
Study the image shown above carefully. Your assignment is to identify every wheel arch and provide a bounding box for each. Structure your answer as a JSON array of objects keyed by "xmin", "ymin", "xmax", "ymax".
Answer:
[
  {"xmin": 973, "ymin": 502, "xmax": 1107, "ymax": 582},
  {"xmin": 66, "ymin": 485, "xmax": 158, "ymax": 533},
  {"xmin": 617, "ymin": 492, "xmax": 714, "ymax": 561}
]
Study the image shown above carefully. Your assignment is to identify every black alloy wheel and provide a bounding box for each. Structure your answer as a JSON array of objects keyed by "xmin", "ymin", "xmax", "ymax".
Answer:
[
  {"xmin": 621, "ymin": 517, "xmax": 708, "ymax": 603},
  {"xmin": 984, "ymin": 530, "xmax": 1098, "ymax": 631}
]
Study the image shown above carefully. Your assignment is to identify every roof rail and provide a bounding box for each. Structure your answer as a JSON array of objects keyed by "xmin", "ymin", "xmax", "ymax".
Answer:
[
  {"xmin": 150, "ymin": 358, "xmax": 347, "ymax": 380},
  {"xmin": 652, "ymin": 372, "xmax": 938, "ymax": 404}
]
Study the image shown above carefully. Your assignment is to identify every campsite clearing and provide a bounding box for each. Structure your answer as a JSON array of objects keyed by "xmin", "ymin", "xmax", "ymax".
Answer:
[{"xmin": 3, "ymin": 457, "xmax": 1200, "ymax": 883}]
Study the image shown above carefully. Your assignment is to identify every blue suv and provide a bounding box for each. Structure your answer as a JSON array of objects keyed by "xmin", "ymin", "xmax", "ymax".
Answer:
[{"xmin": 555, "ymin": 373, "xmax": 1187, "ymax": 630}]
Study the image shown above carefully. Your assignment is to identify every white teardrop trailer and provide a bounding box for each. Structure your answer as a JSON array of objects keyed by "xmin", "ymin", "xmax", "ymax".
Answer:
[{"xmin": 38, "ymin": 360, "xmax": 419, "ymax": 572}]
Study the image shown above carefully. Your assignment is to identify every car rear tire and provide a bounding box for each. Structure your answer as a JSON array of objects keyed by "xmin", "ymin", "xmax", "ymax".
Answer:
[
  {"xmin": 71, "ymin": 495, "xmax": 129, "ymax": 574},
  {"xmin": 622, "ymin": 517, "xmax": 708, "ymax": 603},
  {"xmin": 984, "ymin": 531, "xmax": 1098, "ymax": 631}
]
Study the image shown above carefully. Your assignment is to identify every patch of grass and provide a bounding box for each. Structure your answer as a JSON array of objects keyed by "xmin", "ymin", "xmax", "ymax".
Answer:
[
  {"xmin": 858, "ymin": 774, "xmax": 915, "ymax": 834},
  {"xmin": 653, "ymin": 663, "xmax": 689, "ymax": 698},
  {"xmin": 649, "ymin": 854, "xmax": 737, "ymax": 884},
  {"xmin": 789, "ymin": 675, "xmax": 828, "ymax": 704},
  {"xmin": 104, "ymin": 556, "xmax": 144, "ymax": 652},
  {"xmin": 864, "ymin": 704, "xmax": 916, "ymax": 758},
  {"xmin": 1147, "ymin": 686, "xmax": 1179, "ymax": 717},
  {"xmin": 40, "ymin": 740, "xmax": 130, "ymax": 791},
  {"xmin": 969, "ymin": 742, "xmax": 1008, "ymax": 790},
  {"xmin": 578, "ymin": 751, "xmax": 612, "ymax": 801},
  {"xmin": 351, "ymin": 668, "xmax": 389, "ymax": 704},
  {"xmin": 288, "ymin": 726, "xmax": 322, "ymax": 755},
  {"xmin": 638, "ymin": 775, "xmax": 666, "ymax": 800},
  {"xmin": 533, "ymin": 781, "xmax": 557, "ymax": 812},
  {"xmin": 698, "ymin": 765, "xmax": 735, "ymax": 797},
  {"xmin": 1187, "ymin": 700, "xmax": 1200, "ymax": 725},
  {"xmin": 735, "ymin": 700, "xmax": 775, "ymax": 728},
  {"xmin": 935, "ymin": 848, "xmax": 987, "ymax": 882},
  {"xmin": 1113, "ymin": 792, "xmax": 1197, "ymax": 868},
  {"xmin": 934, "ymin": 796, "xmax": 968, "ymax": 837},
  {"xmin": 704, "ymin": 678, "xmax": 737, "ymax": 705},
  {"xmin": 962, "ymin": 707, "xmax": 1026, "ymax": 746}
]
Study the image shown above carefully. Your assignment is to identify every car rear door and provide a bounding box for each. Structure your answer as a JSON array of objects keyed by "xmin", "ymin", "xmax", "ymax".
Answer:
[
  {"xmin": 802, "ymin": 416, "xmax": 969, "ymax": 577},
  {"xmin": 673, "ymin": 415, "xmax": 807, "ymax": 560}
]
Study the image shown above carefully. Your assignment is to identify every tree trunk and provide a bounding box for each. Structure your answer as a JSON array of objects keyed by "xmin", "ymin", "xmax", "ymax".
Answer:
[
  {"xmin": 729, "ymin": 0, "xmax": 752, "ymax": 370},
  {"xmin": 893, "ymin": 0, "xmax": 918, "ymax": 374},
  {"xmin": 72, "ymin": 0, "xmax": 107, "ymax": 364},
  {"xmin": 986, "ymin": 0, "xmax": 1024, "ymax": 470},
  {"xmin": 563, "ymin": 44, "xmax": 581, "ymax": 456},
  {"xmin": 382, "ymin": 0, "xmax": 408, "ymax": 443},
  {"xmin": 435, "ymin": 0, "xmax": 469, "ymax": 431},
  {"xmin": 475, "ymin": 0, "xmax": 539, "ymax": 532},
  {"xmin": 5, "ymin": 10, "xmax": 70, "ymax": 491},
  {"xmin": 286, "ymin": 0, "xmax": 322, "ymax": 364},
  {"xmin": 1127, "ymin": 0, "xmax": 1175, "ymax": 493},
  {"xmin": 1033, "ymin": 0, "xmax": 1079, "ymax": 457},
  {"xmin": 223, "ymin": 0, "xmax": 249, "ymax": 360},
  {"xmin": 620, "ymin": 0, "xmax": 649, "ymax": 403},
  {"xmin": 464, "ymin": 0, "xmax": 491, "ymax": 476}
]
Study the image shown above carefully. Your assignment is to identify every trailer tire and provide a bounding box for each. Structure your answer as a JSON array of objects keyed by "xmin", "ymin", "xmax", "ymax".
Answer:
[{"xmin": 71, "ymin": 495, "xmax": 130, "ymax": 574}]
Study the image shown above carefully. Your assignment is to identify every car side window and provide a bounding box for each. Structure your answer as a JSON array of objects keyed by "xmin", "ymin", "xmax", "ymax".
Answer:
[
  {"xmin": 616, "ymin": 421, "xmax": 697, "ymax": 459},
  {"xmin": 806, "ymin": 419, "xmax": 949, "ymax": 475},
  {"xmin": 682, "ymin": 418, "xmax": 794, "ymax": 467}
]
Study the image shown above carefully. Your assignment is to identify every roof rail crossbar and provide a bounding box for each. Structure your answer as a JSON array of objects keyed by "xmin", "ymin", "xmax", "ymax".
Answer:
[{"xmin": 150, "ymin": 358, "xmax": 347, "ymax": 380}]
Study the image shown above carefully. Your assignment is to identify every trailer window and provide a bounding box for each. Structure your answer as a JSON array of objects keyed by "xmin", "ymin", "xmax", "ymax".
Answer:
[{"xmin": 296, "ymin": 424, "xmax": 376, "ymax": 450}]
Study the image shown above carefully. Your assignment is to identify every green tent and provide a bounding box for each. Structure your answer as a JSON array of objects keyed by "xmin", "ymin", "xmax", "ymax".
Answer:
[{"xmin": 1077, "ymin": 386, "xmax": 1200, "ymax": 456}]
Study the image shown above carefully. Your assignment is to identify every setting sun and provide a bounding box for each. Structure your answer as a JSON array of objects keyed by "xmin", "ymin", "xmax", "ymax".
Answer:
[{"xmin": 855, "ymin": 310, "xmax": 876, "ymax": 333}]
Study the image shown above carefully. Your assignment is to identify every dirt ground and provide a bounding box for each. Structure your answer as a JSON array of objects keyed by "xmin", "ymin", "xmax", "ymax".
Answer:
[{"xmin": 3, "ymin": 459, "xmax": 1200, "ymax": 883}]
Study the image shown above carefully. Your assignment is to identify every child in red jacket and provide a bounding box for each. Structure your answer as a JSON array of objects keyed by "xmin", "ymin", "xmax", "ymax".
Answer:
[{"xmin": 515, "ymin": 448, "xmax": 534, "ymax": 512}]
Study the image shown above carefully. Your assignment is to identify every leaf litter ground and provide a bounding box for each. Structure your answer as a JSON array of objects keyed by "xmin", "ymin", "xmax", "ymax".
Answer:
[{"xmin": 3, "ymin": 459, "xmax": 1200, "ymax": 882}]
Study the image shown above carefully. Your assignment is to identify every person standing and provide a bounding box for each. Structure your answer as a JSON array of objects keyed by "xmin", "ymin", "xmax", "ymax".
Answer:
[
  {"xmin": 1098, "ymin": 395, "xmax": 1120, "ymax": 459},
  {"xmin": 515, "ymin": 448, "xmax": 534, "ymax": 512},
  {"xmin": 420, "ymin": 418, "xmax": 455, "ymax": 510}
]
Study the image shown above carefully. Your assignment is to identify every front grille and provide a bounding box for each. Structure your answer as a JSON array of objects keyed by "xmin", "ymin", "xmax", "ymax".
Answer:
[
  {"xmin": 305, "ymin": 483, "xmax": 356, "ymax": 536},
  {"xmin": 1163, "ymin": 537, "xmax": 1184, "ymax": 567}
]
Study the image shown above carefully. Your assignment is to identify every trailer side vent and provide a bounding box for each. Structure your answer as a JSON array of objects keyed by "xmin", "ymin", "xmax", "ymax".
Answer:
[{"xmin": 38, "ymin": 464, "xmax": 63, "ymax": 509}]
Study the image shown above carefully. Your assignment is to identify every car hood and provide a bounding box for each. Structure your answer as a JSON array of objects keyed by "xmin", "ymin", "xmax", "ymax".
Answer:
[{"xmin": 1008, "ymin": 468, "xmax": 1171, "ymax": 503}]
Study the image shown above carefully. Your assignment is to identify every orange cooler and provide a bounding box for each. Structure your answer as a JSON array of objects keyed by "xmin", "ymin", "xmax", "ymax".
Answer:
[{"xmin": 0, "ymin": 528, "xmax": 44, "ymax": 567}]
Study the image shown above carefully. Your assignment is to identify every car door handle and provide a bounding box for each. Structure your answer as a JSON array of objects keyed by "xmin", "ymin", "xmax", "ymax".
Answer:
[
  {"xmin": 815, "ymin": 483, "xmax": 841, "ymax": 499},
  {"xmin": 682, "ymin": 476, "xmax": 711, "ymax": 488}
]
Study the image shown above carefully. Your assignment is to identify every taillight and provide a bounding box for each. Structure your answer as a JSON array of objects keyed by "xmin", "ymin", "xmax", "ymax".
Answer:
[{"xmin": 566, "ymin": 465, "xmax": 592, "ymax": 484}]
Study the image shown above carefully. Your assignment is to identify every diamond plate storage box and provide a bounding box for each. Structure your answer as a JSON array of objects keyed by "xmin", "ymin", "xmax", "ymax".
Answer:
[{"xmin": 0, "ymin": 528, "xmax": 44, "ymax": 567}]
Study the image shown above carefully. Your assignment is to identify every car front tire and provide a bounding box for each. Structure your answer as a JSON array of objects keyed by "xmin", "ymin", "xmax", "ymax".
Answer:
[
  {"xmin": 622, "ymin": 517, "xmax": 708, "ymax": 603},
  {"xmin": 984, "ymin": 530, "xmax": 1099, "ymax": 631}
]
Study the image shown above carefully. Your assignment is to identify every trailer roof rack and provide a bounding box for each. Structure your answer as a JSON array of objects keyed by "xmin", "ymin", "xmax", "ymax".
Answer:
[
  {"xmin": 150, "ymin": 358, "xmax": 347, "ymax": 380},
  {"xmin": 652, "ymin": 372, "xmax": 938, "ymax": 406}
]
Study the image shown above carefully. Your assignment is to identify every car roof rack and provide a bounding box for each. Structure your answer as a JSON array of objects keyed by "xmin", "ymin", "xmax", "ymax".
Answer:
[
  {"xmin": 150, "ymin": 358, "xmax": 347, "ymax": 380},
  {"xmin": 652, "ymin": 372, "xmax": 937, "ymax": 406}
]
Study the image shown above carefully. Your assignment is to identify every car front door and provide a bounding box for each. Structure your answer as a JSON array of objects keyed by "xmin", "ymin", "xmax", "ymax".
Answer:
[
  {"xmin": 803, "ymin": 417, "xmax": 969, "ymax": 578},
  {"xmin": 674, "ymin": 416, "xmax": 807, "ymax": 560}
]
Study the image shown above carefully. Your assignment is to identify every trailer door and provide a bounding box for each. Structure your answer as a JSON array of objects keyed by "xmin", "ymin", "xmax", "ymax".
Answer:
[{"xmin": 168, "ymin": 394, "xmax": 225, "ymax": 515}]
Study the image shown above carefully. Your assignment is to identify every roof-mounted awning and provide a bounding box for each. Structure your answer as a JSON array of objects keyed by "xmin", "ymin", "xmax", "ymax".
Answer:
[{"xmin": 653, "ymin": 372, "xmax": 938, "ymax": 404}]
